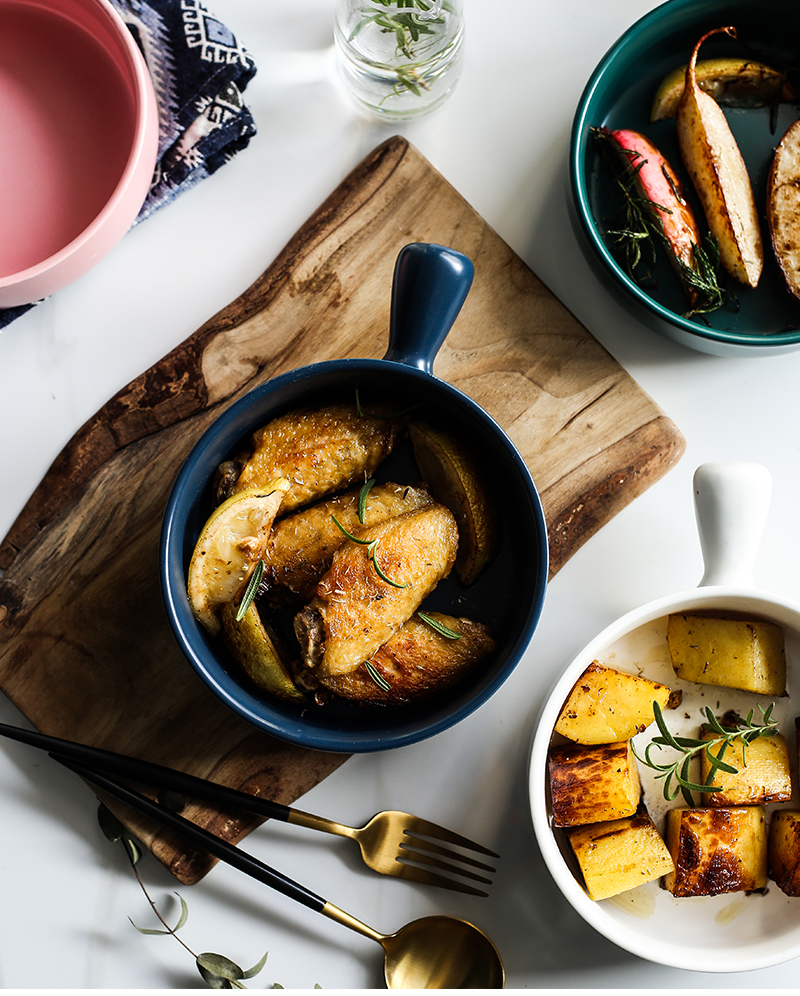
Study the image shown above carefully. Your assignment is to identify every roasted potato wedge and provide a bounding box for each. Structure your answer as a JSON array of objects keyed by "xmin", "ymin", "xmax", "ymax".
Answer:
[
  {"xmin": 555, "ymin": 660, "xmax": 671, "ymax": 745},
  {"xmin": 548, "ymin": 740, "xmax": 641, "ymax": 828},
  {"xmin": 700, "ymin": 723, "xmax": 791, "ymax": 806},
  {"xmin": 667, "ymin": 612, "xmax": 786, "ymax": 696},
  {"xmin": 676, "ymin": 27, "xmax": 763, "ymax": 288},
  {"xmin": 663, "ymin": 806, "xmax": 767, "ymax": 897},
  {"xmin": 220, "ymin": 601, "xmax": 305, "ymax": 703},
  {"xmin": 318, "ymin": 612, "xmax": 496, "ymax": 705},
  {"xmin": 768, "ymin": 810, "xmax": 800, "ymax": 897},
  {"xmin": 567, "ymin": 808, "xmax": 674, "ymax": 901},
  {"xmin": 651, "ymin": 56, "xmax": 795, "ymax": 121},
  {"xmin": 767, "ymin": 119, "xmax": 800, "ymax": 303},
  {"xmin": 409, "ymin": 421, "xmax": 497, "ymax": 585}
]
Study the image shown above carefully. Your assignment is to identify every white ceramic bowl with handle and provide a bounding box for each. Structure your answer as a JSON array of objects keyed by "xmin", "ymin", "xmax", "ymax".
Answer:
[{"xmin": 529, "ymin": 461, "xmax": 800, "ymax": 973}]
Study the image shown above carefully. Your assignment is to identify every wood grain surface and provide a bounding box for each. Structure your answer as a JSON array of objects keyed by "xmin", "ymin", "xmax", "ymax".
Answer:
[{"xmin": 0, "ymin": 136, "xmax": 685, "ymax": 884}]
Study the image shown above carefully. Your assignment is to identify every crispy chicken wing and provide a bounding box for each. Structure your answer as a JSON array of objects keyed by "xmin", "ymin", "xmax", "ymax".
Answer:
[
  {"xmin": 263, "ymin": 482, "xmax": 433, "ymax": 604},
  {"xmin": 318, "ymin": 613, "xmax": 496, "ymax": 705},
  {"xmin": 231, "ymin": 403, "xmax": 402, "ymax": 513},
  {"xmin": 294, "ymin": 502, "xmax": 459, "ymax": 678}
]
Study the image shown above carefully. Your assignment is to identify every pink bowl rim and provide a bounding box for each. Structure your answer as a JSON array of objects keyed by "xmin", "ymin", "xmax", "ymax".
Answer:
[{"xmin": 0, "ymin": 0, "xmax": 158, "ymax": 292}]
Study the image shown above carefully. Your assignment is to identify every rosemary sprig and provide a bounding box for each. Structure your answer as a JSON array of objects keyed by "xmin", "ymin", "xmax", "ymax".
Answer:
[
  {"xmin": 350, "ymin": 1, "xmax": 454, "ymax": 61},
  {"xmin": 236, "ymin": 559, "xmax": 265, "ymax": 621},
  {"xmin": 417, "ymin": 611, "xmax": 462, "ymax": 639},
  {"xmin": 331, "ymin": 514, "xmax": 408, "ymax": 588},
  {"xmin": 632, "ymin": 701, "xmax": 779, "ymax": 807},
  {"xmin": 364, "ymin": 659, "xmax": 392, "ymax": 691},
  {"xmin": 357, "ymin": 477, "xmax": 376, "ymax": 524},
  {"xmin": 593, "ymin": 127, "xmax": 731, "ymax": 317}
]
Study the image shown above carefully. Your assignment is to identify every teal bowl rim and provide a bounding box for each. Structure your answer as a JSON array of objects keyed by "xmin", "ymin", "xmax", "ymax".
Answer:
[{"xmin": 569, "ymin": 0, "xmax": 800, "ymax": 350}]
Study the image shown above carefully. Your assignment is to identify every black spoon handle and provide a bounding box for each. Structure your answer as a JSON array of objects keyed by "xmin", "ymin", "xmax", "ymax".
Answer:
[
  {"xmin": 0, "ymin": 721, "xmax": 292, "ymax": 821},
  {"xmin": 52, "ymin": 752, "xmax": 327, "ymax": 913}
]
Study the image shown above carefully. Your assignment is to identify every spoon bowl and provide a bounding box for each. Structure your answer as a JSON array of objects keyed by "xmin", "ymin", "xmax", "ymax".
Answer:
[{"xmin": 382, "ymin": 915, "xmax": 505, "ymax": 988}]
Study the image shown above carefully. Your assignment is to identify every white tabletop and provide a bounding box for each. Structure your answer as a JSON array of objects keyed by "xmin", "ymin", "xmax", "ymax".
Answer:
[{"xmin": 3, "ymin": 0, "xmax": 800, "ymax": 988}]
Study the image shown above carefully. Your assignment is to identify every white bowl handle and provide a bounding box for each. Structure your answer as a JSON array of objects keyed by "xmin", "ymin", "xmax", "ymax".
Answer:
[{"xmin": 694, "ymin": 462, "xmax": 772, "ymax": 588}]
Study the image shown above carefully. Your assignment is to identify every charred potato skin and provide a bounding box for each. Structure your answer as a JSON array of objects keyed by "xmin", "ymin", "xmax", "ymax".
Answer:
[
  {"xmin": 700, "ymin": 728, "xmax": 792, "ymax": 806},
  {"xmin": 663, "ymin": 806, "xmax": 768, "ymax": 897},
  {"xmin": 567, "ymin": 808, "xmax": 675, "ymax": 901},
  {"xmin": 768, "ymin": 810, "xmax": 800, "ymax": 897},
  {"xmin": 548, "ymin": 740, "xmax": 641, "ymax": 828},
  {"xmin": 667, "ymin": 613, "xmax": 786, "ymax": 696},
  {"xmin": 554, "ymin": 660, "xmax": 671, "ymax": 745}
]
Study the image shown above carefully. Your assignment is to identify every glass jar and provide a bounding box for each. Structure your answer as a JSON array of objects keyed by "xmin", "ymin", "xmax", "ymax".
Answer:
[{"xmin": 334, "ymin": 0, "xmax": 464, "ymax": 120}]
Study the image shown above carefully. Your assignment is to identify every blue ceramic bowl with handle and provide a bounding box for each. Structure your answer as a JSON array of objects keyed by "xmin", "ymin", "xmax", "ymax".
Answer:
[
  {"xmin": 571, "ymin": 0, "xmax": 800, "ymax": 356},
  {"xmin": 160, "ymin": 243, "xmax": 548, "ymax": 753}
]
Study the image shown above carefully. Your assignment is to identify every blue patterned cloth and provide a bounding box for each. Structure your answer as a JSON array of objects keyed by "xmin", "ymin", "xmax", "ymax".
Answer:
[{"xmin": 0, "ymin": 0, "xmax": 257, "ymax": 330}]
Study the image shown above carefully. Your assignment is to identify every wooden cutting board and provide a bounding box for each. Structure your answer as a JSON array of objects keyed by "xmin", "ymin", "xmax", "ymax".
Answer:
[{"xmin": 0, "ymin": 136, "xmax": 685, "ymax": 885}]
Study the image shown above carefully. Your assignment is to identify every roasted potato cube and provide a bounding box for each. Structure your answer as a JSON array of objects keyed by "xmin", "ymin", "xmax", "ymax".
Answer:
[
  {"xmin": 700, "ymin": 725, "xmax": 791, "ymax": 806},
  {"xmin": 567, "ymin": 809, "xmax": 675, "ymax": 901},
  {"xmin": 768, "ymin": 810, "xmax": 800, "ymax": 897},
  {"xmin": 548, "ymin": 741, "xmax": 641, "ymax": 827},
  {"xmin": 554, "ymin": 660, "xmax": 671, "ymax": 744},
  {"xmin": 663, "ymin": 806, "xmax": 767, "ymax": 896},
  {"xmin": 667, "ymin": 613, "xmax": 786, "ymax": 696}
]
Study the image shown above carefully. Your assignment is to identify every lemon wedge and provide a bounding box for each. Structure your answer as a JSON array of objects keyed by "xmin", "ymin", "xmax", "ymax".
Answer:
[
  {"xmin": 651, "ymin": 57, "xmax": 795, "ymax": 121},
  {"xmin": 220, "ymin": 601, "xmax": 305, "ymax": 702},
  {"xmin": 187, "ymin": 479, "xmax": 289, "ymax": 635}
]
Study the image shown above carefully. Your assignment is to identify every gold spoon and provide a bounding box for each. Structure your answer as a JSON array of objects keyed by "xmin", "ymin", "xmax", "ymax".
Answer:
[{"xmin": 54, "ymin": 753, "xmax": 505, "ymax": 989}]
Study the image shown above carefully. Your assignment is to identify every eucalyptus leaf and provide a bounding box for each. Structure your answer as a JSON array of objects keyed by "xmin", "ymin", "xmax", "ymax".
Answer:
[
  {"xmin": 98, "ymin": 802, "xmax": 126, "ymax": 843},
  {"xmin": 197, "ymin": 952, "xmax": 246, "ymax": 982}
]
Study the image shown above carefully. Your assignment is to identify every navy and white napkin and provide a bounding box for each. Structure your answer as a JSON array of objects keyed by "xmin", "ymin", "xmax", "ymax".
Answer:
[{"xmin": 0, "ymin": 0, "xmax": 257, "ymax": 330}]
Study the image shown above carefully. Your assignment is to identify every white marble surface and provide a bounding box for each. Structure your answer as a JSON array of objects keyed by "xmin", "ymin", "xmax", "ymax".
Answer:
[{"xmin": 3, "ymin": 0, "xmax": 800, "ymax": 988}]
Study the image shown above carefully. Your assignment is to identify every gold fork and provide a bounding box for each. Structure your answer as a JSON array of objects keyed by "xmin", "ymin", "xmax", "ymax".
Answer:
[
  {"xmin": 285, "ymin": 807, "xmax": 498, "ymax": 896},
  {"xmin": 0, "ymin": 722, "xmax": 498, "ymax": 895}
]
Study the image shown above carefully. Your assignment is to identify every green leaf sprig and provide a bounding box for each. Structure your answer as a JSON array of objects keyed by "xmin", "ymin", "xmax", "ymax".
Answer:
[
  {"xmin": 417, "ymin": 611, "xmax": 462, "ymax": 639},
  {"xmin": 331, "ymin": 514, "xmax": 408, "ymax": 588},
  {"xmin": 364, "ymin": 659, "xmax": 393, "ymax": 691},
  {"xmin": 632, "ymin": 701, "xmax": 779, "ymax": 807},
  {"xmin": 98, "ymin": 804, "xmax": 269, "ymax": 988},
  {"xmin": 592, "ymin": 127, "xmax": 732, "ymax": 318},
  {"xmin": 350, "ymin": 1, "xmax": 455, "ymax": 63},
  {"xmin": 236, "ymin": 559, "xmax": 265, "ymax": 621},
  {"xmin": 357, "ymin": 477, "xmax": 375, "ymax": 524}
]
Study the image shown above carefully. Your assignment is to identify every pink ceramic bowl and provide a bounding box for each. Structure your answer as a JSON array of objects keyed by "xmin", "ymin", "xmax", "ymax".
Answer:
[{"xmin": 0, "ymin": 0, "xmax": 159, "ymax": 307}]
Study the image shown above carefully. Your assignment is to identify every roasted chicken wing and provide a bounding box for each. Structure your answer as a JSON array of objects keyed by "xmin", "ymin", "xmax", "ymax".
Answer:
[
  {"xmin": 294, "ymin": 502, "xmax": 459, "ymax": 678},
  {"xmin": 318, "ymin": 613, "xmax": 496, "ymax": 705},
  {"xmin": 262, "ymin": 482, "xmax": 433, "ymax": 604},
  {"xmin": 231, "ymin": 403, "xmax": 402, "ymax": 513}
]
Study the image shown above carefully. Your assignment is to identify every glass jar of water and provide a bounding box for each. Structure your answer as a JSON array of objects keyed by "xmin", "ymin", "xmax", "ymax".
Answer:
[{"xmin": 334, "ymin": 0, "xmax": 464, "ymax": 120}]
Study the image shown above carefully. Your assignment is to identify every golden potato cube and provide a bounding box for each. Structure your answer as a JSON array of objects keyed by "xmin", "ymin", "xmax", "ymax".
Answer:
[
  {"xmin": 663, "ymin": 806, "xmax": 767, "ymax": 897},
  {"xmin": 554, "ymin": 660, "xmax": 672, "ymax": 744},
  {"xmin": 667, "ymin": 613, "xmax": 786, "ymax": 696},
  {"xmin": 567, "ymin": 810, "xmax": 675, "ymax": 900},
  {"xmin": 700, "ymin": 727, "xmax": 791, "ymax": 806},
  {"xmin": 768, "ymin": 810, "xmax": 800, "ymax": 897},
  {"xmin": 548, "ymin": 740, "xmax": 641, "ymax": 827}
]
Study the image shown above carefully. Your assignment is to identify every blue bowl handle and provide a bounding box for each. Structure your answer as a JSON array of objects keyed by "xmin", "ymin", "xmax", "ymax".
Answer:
[{"xmin": 383, "ymin": 243, "xmax": 474, "ymax": 375}]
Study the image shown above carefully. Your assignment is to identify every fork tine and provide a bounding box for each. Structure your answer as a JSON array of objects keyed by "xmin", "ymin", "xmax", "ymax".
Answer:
[
  {"xmin": 401, "ymin": 835, "xmax": 497, "ymax": 873},
  {"xmin": 391, "ymin": 860, "xmax": 491, "ymax": 898},
  {"xmin": 398, "ymin": 844, "xmax": 495, "ymax": 885},
  {"xmin": 400, "ymin": 817, "xmax": 499, "ymax": 858}
]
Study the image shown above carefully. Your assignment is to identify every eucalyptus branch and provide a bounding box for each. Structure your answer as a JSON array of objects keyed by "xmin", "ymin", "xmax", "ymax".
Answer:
[
  {"xmin": 632, "ymin": 701, "xmax": 779, "ymax": 807},
  {"xmin": 98, "ymin": 804, "xmax": 269, "ymax": 989}
]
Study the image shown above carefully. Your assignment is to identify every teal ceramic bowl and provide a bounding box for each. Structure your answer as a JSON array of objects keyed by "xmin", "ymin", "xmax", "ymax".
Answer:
[{"xmin": 571, "ymin": 0, "xmax": 800, "ymax": 356}]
